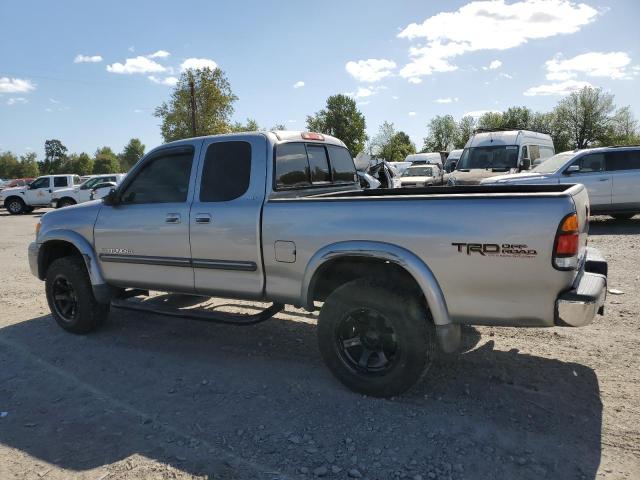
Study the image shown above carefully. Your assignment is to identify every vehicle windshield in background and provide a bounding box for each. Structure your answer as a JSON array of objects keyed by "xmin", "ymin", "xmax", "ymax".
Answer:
[
  {"xmin": 82, "ymin": 177, "xmax": 105, "ymax": 189},
  {"xmin": 403, "ymin": 167, "xmax": 433, "ymax": 177},
  {"xmin": 457, "ymin": 145, "xmax": 519, "ymax": 171},
  {"xmin": 531, "ymin": 152, "xmax": 578, "ymax": 173}
]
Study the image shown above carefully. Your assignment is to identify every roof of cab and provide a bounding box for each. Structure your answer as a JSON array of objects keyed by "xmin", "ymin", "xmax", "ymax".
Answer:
[
  {"xmin": 467, "ymin": 129, "xmax": 553, "ymax": 147},
  {"xmin": 162, "ymin": 130, "xmax": 347, "ymax": 149}
]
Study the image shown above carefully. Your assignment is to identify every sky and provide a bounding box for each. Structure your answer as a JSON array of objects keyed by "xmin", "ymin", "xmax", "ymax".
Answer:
[{"xmin": 1, "ymin": 0, "xmax": 639, "ymax": 159}]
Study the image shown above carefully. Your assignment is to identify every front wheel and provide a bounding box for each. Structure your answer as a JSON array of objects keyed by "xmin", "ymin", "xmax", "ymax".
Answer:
[
  {"xmin": 6, "ymin": 198, "xmax": 25, "ymax": 215},
  {"xmin": 317, "ymin": 277, "xmax": 435, "ymax": 397},
  {"xmin": 45, "ymin": 256, "xmax": 109, "ymax": 334}
]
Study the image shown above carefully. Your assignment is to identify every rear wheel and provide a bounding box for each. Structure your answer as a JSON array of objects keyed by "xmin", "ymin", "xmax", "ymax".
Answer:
[
  {"xmin": 6, "ymin": 198, "xmax": 25, "ymax": 215},
  {"xmin": 45, "ymin": 256, "xmax": 109, "ymax": 334},
  {"xmin": 317, "ymin": 277, "xmax": 435, "ymax": 397},
  {"xmin": 611, "ymin": 213, "xmax": 635, "ymax": 221},
  {"xmin": 58, "ymin": 198, "xmax": 76, "ymax": 208}
]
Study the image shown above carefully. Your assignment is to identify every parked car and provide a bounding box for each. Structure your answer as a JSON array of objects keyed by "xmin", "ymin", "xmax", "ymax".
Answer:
[
  {"xmin": 399, "ymin": 164, "xmax": 443, "ymax": 187},
  {"xmin": 405, "ymin": 152, "xmax": 444, "ymax": 172},
  {"xmin": 448, "ymin": 129, "xmax": 555, "ymax": 185},
  {"xmin": 481, "ymin": 146, "xmax": 640, "ymax": 220},
  {"xmin": 0, "ymin": 177, "xmax": 35, "ymax": 191},
  {"xmin": 50, "ymin": 173, "xmax": 125, "ymax": 208},
  {"xmin": 1, "ymin": 174, "xmax": 80, "ymax": 214},
  {"xmin": 29, "ymin": 131, "xmax": 606, "ymax": 397}
]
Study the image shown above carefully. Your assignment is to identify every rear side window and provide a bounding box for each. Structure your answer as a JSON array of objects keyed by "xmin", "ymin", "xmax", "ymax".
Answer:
[
  {"xmin": 54, "ymin": 177, "xmax": 68, "ymax": 187},
  {"xmin": 120, "ymin": 148, "xmax": 194, "ymax": 204},
  {"xmin": 606, "ymin": 150, "xmax": 640, "ymax": 171},
  {"xmin": 307, "ymin": 145, "xmax": 331, "ymax": 183},
  {"xmin": 328, "ymin": 146, "xmax": 357, "ymax": 183},
  {"xmin": 275, "ymin": 143, "xmax": 311, "ymax": 189},
  {"xmin": 200, "ymin": 141, "xmax": 252, "ymax": 202}
]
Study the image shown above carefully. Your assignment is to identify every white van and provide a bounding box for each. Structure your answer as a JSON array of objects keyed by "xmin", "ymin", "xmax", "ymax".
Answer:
[
  {"xmin": 405, "ymin": 152, "xmax": 443, "ymax": 170},
  {"xmin": 448, "ymin": 130, "xmax": 554, "ymax": 185}
]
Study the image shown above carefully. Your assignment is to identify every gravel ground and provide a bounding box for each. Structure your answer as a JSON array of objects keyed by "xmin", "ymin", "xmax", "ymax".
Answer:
[{"xmin": 0, "ymin": 209, "xmax": 638, "ymax": 480}]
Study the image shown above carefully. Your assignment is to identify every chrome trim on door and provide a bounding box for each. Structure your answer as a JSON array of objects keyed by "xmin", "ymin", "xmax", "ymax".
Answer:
[
  {"xmin": 99, "ymin": 254, "xmax": 256, "ymax": 271},
  {"xmin": 192, "ymin": 259, "xmax": 257, "ymax": 271}
]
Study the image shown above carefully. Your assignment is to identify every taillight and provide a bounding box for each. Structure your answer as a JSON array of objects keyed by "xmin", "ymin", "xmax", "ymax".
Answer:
[
  {"xmin": 553, "ymin": 213, "xmax": 580, "ymax": 270},
  {"xmin": 301, "ymin": 132, "xmax": 325, "ymax": 141}
]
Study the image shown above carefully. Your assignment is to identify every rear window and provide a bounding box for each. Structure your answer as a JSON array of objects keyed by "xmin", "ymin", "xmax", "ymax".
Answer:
[
  {"xmin": 200, "ymin": 141, "xmax": 252, "ymax": 201},
  {"xmin": 275, "ymin": 143, "xmax": 356, "ymax": 190}
]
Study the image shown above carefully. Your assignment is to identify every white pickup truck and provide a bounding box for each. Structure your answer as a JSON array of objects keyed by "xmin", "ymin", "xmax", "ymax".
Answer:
[
  {"xmin": 50, "ymin": 174, "xmax": 125, "ymax": 208},
  {"xmin": 1, "ymin": 174, "xmax": 81, "ymax": 214}
]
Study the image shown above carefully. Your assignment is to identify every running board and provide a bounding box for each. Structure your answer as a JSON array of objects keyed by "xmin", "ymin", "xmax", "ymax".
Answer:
[{"xmin": 111, "ymin": 297, "xmax": 284, "ymax": 325}]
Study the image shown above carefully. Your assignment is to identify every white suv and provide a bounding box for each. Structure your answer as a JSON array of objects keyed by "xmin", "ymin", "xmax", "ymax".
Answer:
[{"xmin": 482, "ymin": 146, "xmax": 640, "ymax": 220}]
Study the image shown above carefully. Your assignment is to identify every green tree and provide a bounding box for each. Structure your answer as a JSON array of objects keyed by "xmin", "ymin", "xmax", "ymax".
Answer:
[
  {"xmin": 120, "ymin": 138, "xmax": 145, "ymax": 171},
  {"xmin": 554, "ymin": 86, "xmax": 615, "ymax": 149},
  {"xmin": 93, "ymin": 147, "xmax": 120, "ymax": 174},
  {"xmin": 270, "ymin": 123, "xmax": 286, "ymax": 130},
  {"xmin": 386, "ymin": 131, "xmax": 416, "ymax": 162},
  {"xmin": 501, "ymin": 106, "xmax": 533, "ymax": 129},
  {"xmin": 456, "ymin": 116, "xmax": 476, "ymax": 149},
  {"xmin": 476, "ymin": 112, "xmax": 504, "ymax": 130},
  {"xmin": 65, "ymin": 152, "xmax": 94, "ymax": 175},
  {"xmin": 306, "ymin": 94, "xmax": 367, "ymax": 155},
  {"xmin": 230, "ymin": 118, "xmax": 260, "ymax": 132},
  {"xmin": 604, "ymin": 106, "xmax": 640, "ymax": 146},
  {"xmin": 422, "ymin": 115, "xmax": 458, "ymax": 152},
  {"xmin": 42, "ymin": 139, "xmax": 68, "ymax": 173},
  {"xmin": 370, "ymin": 121, "xmax": 396, "ymax": 158},
  {"xmin": 154, "ymin": 67, "xmax": 238, "ymax": 142},
  {"xmin": 530, "ymin": 111, "xmax": 572, "ymax": 152},
  {"xmin": 16, "ymin": 152, "xmax": 39, "ymax": 177},
  {"xmin": 0, "ymin": 151, "xmax": 19, "ymax": 178}
]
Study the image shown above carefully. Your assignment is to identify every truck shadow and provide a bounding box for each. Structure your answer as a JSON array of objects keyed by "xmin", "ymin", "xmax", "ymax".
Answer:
[
  {"xmin": 0, "ymin": 310, "xmax": 601, "ymax": 479},
  {"xmin": 589, "ymin": 216, "xmax": 640, "ymax": 235}
]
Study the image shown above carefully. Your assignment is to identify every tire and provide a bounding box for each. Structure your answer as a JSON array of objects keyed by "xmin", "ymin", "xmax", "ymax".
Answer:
[
  {"xmin": 317, "ymin": 277, "xmax": 435, "ymax": 397},
  {"xmin": 45, "ymin": 256, "xmax": 109, "ymax": 334},
  {"xmin": 24, "ymin": 206, "xmax": 35, "ymax": 213},
  {"xmin": 6, "ymin": 197, "xmax": 25, "ymax": 215},
  {"xmin": 611, "ymin": 213, "xmax": 635, "ymax": 221},
  {"xmin": 58, "ymin": 198, "xmax": 76, "ymax": 208}
]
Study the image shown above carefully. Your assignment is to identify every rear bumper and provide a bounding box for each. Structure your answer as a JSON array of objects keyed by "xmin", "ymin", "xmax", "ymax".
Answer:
[{"xmin": 555, "ymin": 247, "xmax": 607, "ymax": 327}]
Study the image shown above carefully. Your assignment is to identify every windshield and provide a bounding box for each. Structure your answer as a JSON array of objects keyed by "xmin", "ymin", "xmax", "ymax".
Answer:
[
  {"xmin": 457, "ymin": 145, "xmax": 519, "ymax": 171},
  {"xmin": 82, "ymin": 177, "xmax": 105, "ymax": 189},
  {"xmin": 531, "ymin": 152, "xmax": 577, "ymax": 173},
  {"xmin": 403, "ymin": 166, "xmax": 433, "ymax": 177}
]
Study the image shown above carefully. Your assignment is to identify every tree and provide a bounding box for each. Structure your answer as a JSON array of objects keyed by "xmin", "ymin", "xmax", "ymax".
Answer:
[
  {"xmin": 476, "ymin": 112, "xmax": 504, "ymax": 130},
  {"xmin": 605, "ymin": 106, "xmax": 640, "ymax": 146},
  {"xmin": 270, "ymin": 123, "xmax": 286, "ymax": 130},
  {"xmin": 554, "ymin": 86, "xmax": 615, "ymax": 149},
  {"xmin": 422, "ymin": 115, "xmax": 458, "ymax": 152},
  {"xmin": 93, "ymin": 147, "xmax": 121, "ymax": 174},
  {"xmin": 42, "ymin": 139, "xmax": 68, "ymax": 174},
  {"xmin": 387, "ymin": 132, "xmax": 416, "ymax": 162},
  {"xmin": 16, "ymin": 152, "xmax": 39, "ymax": 178},
  {"xmin": 501, "ymin": 106, "xmax": 533, "ymax": 130},
  {"xmin": 154, "ymin": 67, "xmax": 238, "ymax": 142},
  {"xmin": 66, "ymin": 152, "xmax": 94, "ymax": 175},
  {"xmin": 120, "ymin": 138, "xmax": 145, "ymax": 171},
  {"xmin": 306, "ymin": 94, "xmax": 367, "ymax": 155},
  {"xmin": 230, "ymin": 118, "xmax": 260, "ymax": 132},
  {"xmin": 0, "ymin": 151, "xmax": 19, "ymax": 178},
  {"xmin": 370, "ymin": 122, "xmax": 396, "ymax": 158},
  {"xmin": 456, "ymin": 116, "xmax": 476, "ymax": 149}
]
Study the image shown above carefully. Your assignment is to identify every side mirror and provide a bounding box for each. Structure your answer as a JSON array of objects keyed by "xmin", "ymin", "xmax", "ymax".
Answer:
[
  {"xmin": 565, "ymin": 164, "xmax": 580, "ymax": 174},
  {"xmin": 521, "ymin": 158, "xmax": 531, "ymax": 170},
  {"xmin": 102, "ymin": 188, "xmax": 119, "ymax": 206}
]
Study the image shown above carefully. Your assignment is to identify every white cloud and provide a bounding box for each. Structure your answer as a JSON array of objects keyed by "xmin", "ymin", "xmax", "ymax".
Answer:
[
  {"xmin": 49, "ymin": 98, "xmax": 61, "ymax": 104},
  {"xmin": 149, "ymin": 50, "xmax": 170, "ymax": 59},
  {"xmin": 523, "ymin": 79, "xmax": 592, "ymax": 96},
  {"xmin": 408, "ymin": 77, "xmax": 423, "ymax": 84},
  {"xmin": 293, "ymin": 80, "xmax": 305, "ymax": 88},
  {"xmin": 483, "ymin": 60, "xmax": 502, "ymax": 70},
  {"xmin": 45, "ymin": 107, "xmax": 53, "ymax": 112},
  {"xmin": 392, "ymin": 95, "xmax": 399, "ymax": 100},
  {"xmin": 180, "ymin": 58, "xmax": 218, "ymax": 71},
  {"xmin": 107, "ymin": 56, "xmax": 166, "ymax": 74},
  {"xmin": 545, "ymin": 51, "xmax": 632, "ymax": 80},
  {"xmin": 346, "ymin": 86, "xmax": 386, "ymax": 99},
  {"xmin": 0, "ymin": 77, "xmax": 36, "ymax": 93},
  {"xmin": 148, "ymin": 75, "xmax": 178, "ymax": 86},
  {"xmin": 397, "ymin": 0, "xmax": 598, "ymax": 83},
  {"xmin": 345, "ymin": 58, "xmax": 396, "ymax": 82},
  {"xmin": 74, "ymin": 54, "xmax": 103, "ymax": 63},
  {"xmin": 128, "ymin": 46, "xmax": 135, "ymax": 52},
  {"xmin": 436, "ymin": 97, "xmax": 459, "ymax": 103},
  {"xmin": 133, "ymin": 109, "xmax": 143, "ymax": 113},
  {"xmin": 408, "ymin": 111, "xmax": 417, "ymax": 116},
  {"xmin": 6, "ymin": 97, "xmax": 27, "ymax": 106},
  {"xmin": 499, "ymin": 72, "xmax": 514, "ymax": 79},
  {"xmin": 287, "ymin": 119, "xmax": 297, "ymax": 123},
  {"xmin": 357, "ymin": 100, "xmax": 371, "ymax": 106},
  {"xmin": 463, "ymin": 109, "xmax": 501, "ymax": 118}
]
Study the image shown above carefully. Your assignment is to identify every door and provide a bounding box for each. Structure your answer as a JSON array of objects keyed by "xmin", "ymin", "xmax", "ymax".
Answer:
[
  {"xmin": 94, "ymin": 144, "xmax": 200, "ymax": 291},
  {"xmin": 25, "ymin": 177, "xmax": 52, "ymax": 205},
  {"xmin": 607, "ymin": 150, "xmax": 640, "ymax": 212},
  {"xmin": 189, "ymin": 135, "xmax": 267, "ymax": 298},
  {"xmin": 559, "ymin": 152, "xmax": 612, "ymax": 211}
]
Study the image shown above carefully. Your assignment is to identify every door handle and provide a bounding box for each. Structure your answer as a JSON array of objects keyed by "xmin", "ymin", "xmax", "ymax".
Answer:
[
  {"xmin": 195, "ymin": 213, "xmax": 212, "ymax": 224},
  {"xmin": 599, "ymin": 178, "xmax": 609, "ymax": 182},
  {"xmin": 165, "ymin": 213, "xmax": 181, "ymax": 224}
]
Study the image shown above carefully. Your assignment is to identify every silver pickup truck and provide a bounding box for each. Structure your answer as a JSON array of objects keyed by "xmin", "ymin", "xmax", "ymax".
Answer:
[{"xmin": 28, "ymin": 131, "xmax": 608, "ymax": 397}]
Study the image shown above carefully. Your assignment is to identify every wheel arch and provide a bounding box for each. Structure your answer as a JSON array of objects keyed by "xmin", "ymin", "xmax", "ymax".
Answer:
[
  {"xmin": 57, "ymin": 196, "xmax": 77, "ymax": 207},
  {"xmin": 3, "ymin": 195, "xmax": 24, "ymax": 209}
]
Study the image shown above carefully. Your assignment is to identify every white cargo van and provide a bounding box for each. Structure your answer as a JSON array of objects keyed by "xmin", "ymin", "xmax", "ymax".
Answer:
[{"xmin": 448, "ymin": 130, "xmax": 554, "ymax": 185}]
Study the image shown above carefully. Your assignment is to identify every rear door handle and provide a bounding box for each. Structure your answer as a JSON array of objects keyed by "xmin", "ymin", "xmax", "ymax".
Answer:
[
  {"xmin": 599, "ymin": 177, "xmax": 609, "ymax": 182},
  {"xmin": 195, "ymin": 213, "xmax": 212, "ymax": 224},
  {"xmin": 165, "ymin": 213, "xmax": 181, "ymax": 224}
]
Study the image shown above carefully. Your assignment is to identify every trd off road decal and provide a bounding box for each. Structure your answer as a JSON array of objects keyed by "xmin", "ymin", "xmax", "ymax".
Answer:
[{"xmin": 452, "ymin": 243, "xmax": 537, "ymax": 258}]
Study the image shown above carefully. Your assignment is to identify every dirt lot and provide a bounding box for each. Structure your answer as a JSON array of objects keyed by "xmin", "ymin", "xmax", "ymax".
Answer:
[{"xmin": 0, "ymin": 209, "xmax": 638, "ymax": 480}]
